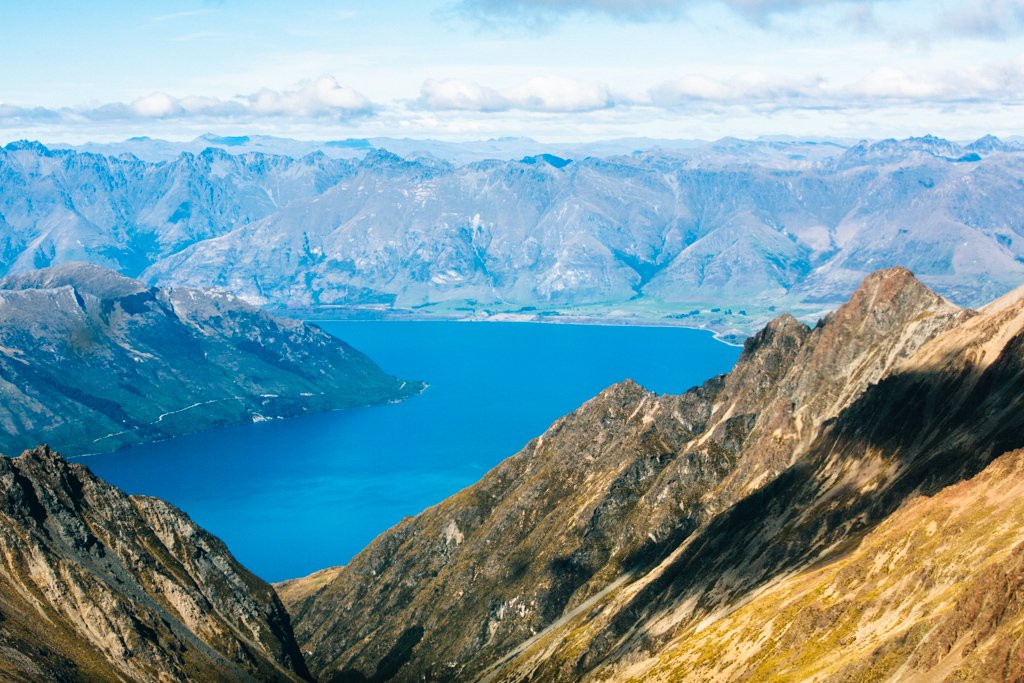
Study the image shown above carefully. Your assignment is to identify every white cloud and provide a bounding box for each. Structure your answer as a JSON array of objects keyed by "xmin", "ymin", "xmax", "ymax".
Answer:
[
  {"xmin": 648, "ymin": 61, "xmax": 1024, "ymax": 110},
  {"xmin": 506, "ymin": 77, "xmax": 617, "ymax": 111},
  {"xmin": 942, "ymin": 0, "xmax": 1024, "ymax": 37},
  {"xmin": 451, "ymin": 0, "xmax": 1024, "ymax": 43},
  {"xmin": 247, "ymin": 76, "xmax": 373, "ymax": 117},
  {"xmin": 845, "ymin": 63, "xmax": 1024, "ymax": 103},
  {"xmin": 0, "ymin": 104, "xmax": 62, "ymax": 122},
  {"xmin": 418, "ymin": 76, "xmax": 616, "ymax": 112},
  {"xmin": 650, "ymin": 72, "xmax": 823, "ymax": 105},
  {"xmin": 130, "ymin": 93, "xmax": 184, "ymax": 118},
  {"xmin": 845, "ymin": 68, "xmax": 951, "ymax": 100},
  {"xmin": 4, "ymin": 62, "xmax": 1024, "ymax": 141},
  {"xmin": 0, "ymin": 76, "xmax": 374, "ymax": 125},
  {"xmin": 418, "ymin": 79, "xmax": 510, "ymax": 111}
]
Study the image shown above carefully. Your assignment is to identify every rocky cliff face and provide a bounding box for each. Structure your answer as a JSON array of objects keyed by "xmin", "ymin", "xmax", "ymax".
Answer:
[
  {"xmin": 283, "ymin": 267, "xmax": 1024, "ymax": 681},
  {"xmin": 0, "ymin": 263, "xmax": 421, "ymax": 456},
  {"xmin": 0, "ymin": 445, "xmax": 309, "ymax": 681},
  {"xmin": 506, "ymin": 277, "xmax": 1024, "ymax": 682}
]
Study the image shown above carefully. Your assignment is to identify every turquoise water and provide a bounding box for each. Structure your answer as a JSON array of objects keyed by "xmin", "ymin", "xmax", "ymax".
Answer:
[{"xmin": 81, "ymin": 321, "xmax": 740, "ymax": 582}]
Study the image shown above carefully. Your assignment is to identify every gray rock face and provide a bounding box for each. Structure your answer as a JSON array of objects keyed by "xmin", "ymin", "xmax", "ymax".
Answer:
[
  {"xmin": 0, "ymin": 445, "xmax": 309, "ymax": 681},
  {"xmin": 0, "ymin": 263, "xmax": 421, "ymax": 456},
  {"xmin": 2, "ymin": 137, "xmax": 1024, "ymax": 335}
]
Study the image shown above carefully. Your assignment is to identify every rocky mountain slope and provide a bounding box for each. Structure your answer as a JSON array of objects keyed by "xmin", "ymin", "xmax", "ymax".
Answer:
[
  {"xmin": 3, "ymin": 137, "xmax": 1024, "ymax": 336},
  {"xmin": 0, "ymin": 263, "xmax": 420, "ymax": 456},
  {"xmin": 610, "ymin": 446, "xmax": 1024, "ymax": 682},
  {"xmin": 281, "ymin": 267, "xmax": 1024, "ymax": 681},
  {"xmin": 0, "ymin": 445, "xmax": 309, "ymax": 681}
]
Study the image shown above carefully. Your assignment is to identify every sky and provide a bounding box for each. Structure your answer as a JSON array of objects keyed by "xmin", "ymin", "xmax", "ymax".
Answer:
[{"xmin": 2, "ymin": 0, "xmax": 1024, "ymax": 143}]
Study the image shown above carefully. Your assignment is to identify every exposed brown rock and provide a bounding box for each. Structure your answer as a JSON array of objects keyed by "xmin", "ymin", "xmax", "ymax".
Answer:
[
  {"xmin": 285, "ymin": 267, "xmax": 987, "ymax": 682},
  {"xmin": 496, "ymin": 270, "xmax": 1024, "ymax": 681},
  {"xmin": 0, "ymin": 446, "xmax": 310, "ymax": 682},
  {"xmin": 588, "ymin": 448, "xmax": 1024, "ymax": 682}
]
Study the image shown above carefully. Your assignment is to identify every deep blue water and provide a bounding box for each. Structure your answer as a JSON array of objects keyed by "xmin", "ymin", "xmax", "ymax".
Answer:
[{"xmin": 81, "ymin": 321, "xmax": 740, "ymax": 582}]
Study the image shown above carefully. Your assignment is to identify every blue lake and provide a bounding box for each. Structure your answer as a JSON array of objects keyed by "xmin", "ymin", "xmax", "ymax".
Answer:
[{"xmin": 81, "ymin": 321, "xmax": 740, "ymax": 582}]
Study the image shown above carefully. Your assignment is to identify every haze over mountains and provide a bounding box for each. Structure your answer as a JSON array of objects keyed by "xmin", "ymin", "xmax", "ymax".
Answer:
[
  {"xmin": 3, "ymin": 135, "xmax": 1024, "ymax": 338},
  {"xmin": 54, "ymin": 134, "xmax": 721, "ymax": 164}
]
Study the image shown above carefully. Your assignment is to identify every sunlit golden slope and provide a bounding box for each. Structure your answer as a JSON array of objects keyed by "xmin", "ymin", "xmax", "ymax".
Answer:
[
  {"xmin": 621, "ymin": 446, "xmax": 1024, "ymax": 682},
  {"xmin": 487, "ymin": 274, "xmax": 1024, "ymax": 683},
  {"xmin": 285, "ymin": 269, "xmax": 1024, "ymax": 682}
]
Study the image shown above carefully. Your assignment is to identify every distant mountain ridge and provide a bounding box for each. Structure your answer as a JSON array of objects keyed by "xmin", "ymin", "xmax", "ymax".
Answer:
[
  {"xmin": 50, "ymin": 134, "xmax": 716, "ymax": 163},
  {"xmin": 2, "ymin": 136, "xmax": 1024, "ymax": 338},
  {"xmin": 47, "ymin": 133, "xmax": 1015, "ymax": 164},
  {"xmin": 0, "ymin": 263, "xmax": 421, "ymax": 456}
]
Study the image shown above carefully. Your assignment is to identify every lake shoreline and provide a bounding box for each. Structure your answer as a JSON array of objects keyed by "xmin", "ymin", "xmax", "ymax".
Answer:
[
  {"xmin": 300, "ymin": 313, "xmax": 751, "ymax": 347},
  {"xmin": 79, "ymin": 321, "xmax": 742, "ymax": 582}
]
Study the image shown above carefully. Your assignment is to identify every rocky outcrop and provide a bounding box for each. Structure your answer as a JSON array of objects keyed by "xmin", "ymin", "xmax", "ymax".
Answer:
[
  {"xmin": 0, "ymin": 445, "xmax": 309, "ymax": 681},
  {"xmin": 3, "ymin": 264, "xmax": 1018, "ymax": 681},
  {"xmin": 0, "ymin": 263, "xmax": 422, "ymax": 456},
  {"xmin": 508, "ymin": 270, "xmax": 1024, "ymax": 682},
  {"xmin": 283, "ymin": 267, "xmax": 1004, "ymax": 681}
]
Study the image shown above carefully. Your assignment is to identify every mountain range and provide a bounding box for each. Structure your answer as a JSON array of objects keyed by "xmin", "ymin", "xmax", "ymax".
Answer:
[
  {"xmin": 52, "ymin": 134, "xmax": 718, "ymax": 164},
  {"xmin": 3, "ymin": 136, "xmax": 1024, "ymax": 339},
  {"xmin": 280, "ymin": 267, "xmax": 1024, "ymax": 681},
  {"xmin": 0, "ymin": 263, "xmax": 420, "ymax": 456},
  {"xmin": 2, "ymin": 266, "xmax": 1021, "ymax": 680}
]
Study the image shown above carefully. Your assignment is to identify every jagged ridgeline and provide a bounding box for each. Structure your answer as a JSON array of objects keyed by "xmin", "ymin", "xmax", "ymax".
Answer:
[
  {"xmin": 282, "ymin": 267, "xmax": 1024, "ymax": 682},
  {"xmin": 2, "ymin": 267, "xmax": 1024, "ymax": 681},
  {"xmin": 0, "ymin": 446, "xmax": 309, "ymax": 681},
  {"xmin": 3, "ymin": 138, "xmax": 1024, "ymax": 339},
  {"xmin": 0, "ymin": 263, "xmax": 423, "ymax": 456}
]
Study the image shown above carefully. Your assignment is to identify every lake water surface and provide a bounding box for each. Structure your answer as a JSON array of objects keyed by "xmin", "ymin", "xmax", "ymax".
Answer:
[{"xmin": 82, "ymin": 321, "xmax": 740, "ymax": 582}]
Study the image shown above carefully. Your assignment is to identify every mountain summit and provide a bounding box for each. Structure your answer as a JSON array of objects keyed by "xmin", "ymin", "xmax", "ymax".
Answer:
[{"xmin": 281, "ymin": 267, "xmax": 1024, "ymax": 681}]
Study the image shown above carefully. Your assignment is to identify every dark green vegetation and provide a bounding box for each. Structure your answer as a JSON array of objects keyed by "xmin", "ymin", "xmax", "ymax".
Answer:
[{"xmin": 0, "ymin": 263, "xmax": 422, "ymax": 456}]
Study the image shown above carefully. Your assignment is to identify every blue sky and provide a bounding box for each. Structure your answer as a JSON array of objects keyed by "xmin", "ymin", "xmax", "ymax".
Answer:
[{"xmin": 2, "ymin": 0, "xmax": 1023, "ymax": 142}]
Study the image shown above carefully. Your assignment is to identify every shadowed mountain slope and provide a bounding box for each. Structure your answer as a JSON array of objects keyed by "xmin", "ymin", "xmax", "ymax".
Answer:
[
  {"xmin": 282, "ymin": 267, "xmax": 1024, "ymax": 682},
  {"xmin": 602, "ymin": 446, "xmax": 1024, "ymax": 682},
  {"xmin": 505, "ymin": 281, "xmax": 1024, "ymax": 682}
]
